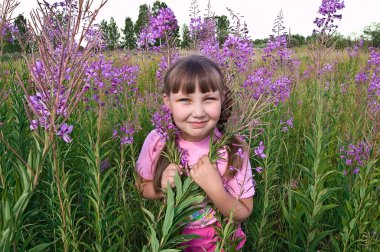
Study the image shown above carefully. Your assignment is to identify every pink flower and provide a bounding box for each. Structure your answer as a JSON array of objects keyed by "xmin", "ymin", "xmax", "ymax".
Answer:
[{"xmin": 57, "ymin": 123, "xmax": 73, "ymax": 143}]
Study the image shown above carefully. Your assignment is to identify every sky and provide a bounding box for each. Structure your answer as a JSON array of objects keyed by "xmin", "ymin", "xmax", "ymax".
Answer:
[{"xmin": 15, "ymin": 0, "xmax": 380, "ymax": 39}]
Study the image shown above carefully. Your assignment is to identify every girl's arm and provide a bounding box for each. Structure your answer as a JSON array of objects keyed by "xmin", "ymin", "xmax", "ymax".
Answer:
[
  {"xmin": 138, "ymin": 179, "xmax": 164, "ymax": 200},
  {"xmin": 207, "ymin": 189, "xmax": 253, "ymax": 222},
  {"xmin": 138, "ymin": 164, "xmax": 182, "ymax": 200},
  {"xmin": 190, "ymin": 155, "xmax": 253, "ymax": 222}
]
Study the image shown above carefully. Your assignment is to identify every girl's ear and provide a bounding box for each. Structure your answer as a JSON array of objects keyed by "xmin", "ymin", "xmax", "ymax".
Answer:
[{"xmin": 163, "ymin": 94, "xmax": 171, "ymax": 110}]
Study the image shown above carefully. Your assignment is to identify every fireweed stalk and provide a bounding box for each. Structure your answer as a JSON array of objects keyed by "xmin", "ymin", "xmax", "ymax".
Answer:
[
  {"xmin": 81, "ymin": 49, "xmax": 141, "ymax": 248},
  {"xmin": 355, "ymin": 48, "xmax": 380, "ymax": 149},
  {"xmin": 280, "ymin": 1, "xmax": 348, "ymax": 251},
  {"xmin": 137, "ymin": 7, "xmax": 179, "ymax": 90},
  {"xmin": 0, "ymin": 0, "xmax": 19, "ymax": 56},
  {"xmin": 14, "ymin": 0, "xmax": 107, "ymax": 250}
]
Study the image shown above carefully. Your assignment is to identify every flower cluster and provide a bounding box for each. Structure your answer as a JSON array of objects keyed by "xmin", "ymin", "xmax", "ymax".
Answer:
[
  {"xmin": 262, "ymin": 35, "xmax": 300, "ymax": 72},
  {"xmin": 57, "ymin": 123, "xmax": 73, "ymax": 143},
  {"xmin": 1, "ymin": 22, "xmax": 19, "ymax": 43},
  {"xmin": 313, "ymin": 0, "xmax": 345, "ymax": 36},
  {"xmin": 150, "ymin": 8, "xmax": 178, "ymax": 40},
  {"xmin": 83, "ymin": 56, "xmax": 139, "ymax": 108},
  {"xmin": 151, "ymin": 105, "xmax": 178, "ymax": 141},
  {"xmin": 346, "ymin": 39, "xmax": 364, "ymax": 58},
  {"xmin": 219, "ymin": 35, "xmax": 254, "ymax": 73},
  {"xmin": 263, "ymin": 35, "xmax": 287, "ymax": 60},
  {"xmin": 21, "ymin": 0, "xmax": 107, "ymax": 143},
  {"xmin": 113, "ymin": 121, "xmax": 139, "ymax": 146},
  {"xmin": 137, "ymin": 7, "xmax": 178, "ymax": 49},
  {"xmin": 189, "ymin": 17, "xmax": 216, "ymax": 45},
  {"xmin": 317, "ymin": 61, "xmax": 337, "ymax": 77},
  {"xmin": 254, "ymin": 141, "xmax": 266, "ymax": 159},
  {"xmin": 28, "ymin": 90, "xmax": 68, "ymax": 129},
  {"xmin": 242, "ymin": 67, "xmax": 292, "ymax": 106},
  {"xmin": 339, "ymin": 141, "xmax": 371, "ymax": 175},
  {"xmin": 156, "ymin": 53, "xmax": 179, "ymax": 88},
  {"xmin": 280, "ymin": 116, "xmax": 294, "ymax": 132},
  {"xmin": 355, "ymin": 49, "xmax": 380, "ymax": 115}
]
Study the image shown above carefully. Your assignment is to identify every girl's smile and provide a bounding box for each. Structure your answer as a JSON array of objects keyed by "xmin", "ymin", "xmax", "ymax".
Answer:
[{"xmin": 164, "ymin": 86, "xmax": 222, "ymax": 142}]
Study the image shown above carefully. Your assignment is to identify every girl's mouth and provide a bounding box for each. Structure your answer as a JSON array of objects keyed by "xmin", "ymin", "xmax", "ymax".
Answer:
[{"xmin": 190, "ymin": 121, "xmax": 207, "ymax": 128}]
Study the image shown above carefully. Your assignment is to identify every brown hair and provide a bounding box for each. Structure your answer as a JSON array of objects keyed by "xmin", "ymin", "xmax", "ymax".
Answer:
[{"xmin": 153, "ymin": 54, "xmax": 248, "ymax": 192}]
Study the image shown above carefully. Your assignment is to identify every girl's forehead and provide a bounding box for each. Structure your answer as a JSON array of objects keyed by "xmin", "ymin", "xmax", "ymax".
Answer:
[{"xmin": 170, "ymin": 89, "xmax": 221, "ymax": 97}]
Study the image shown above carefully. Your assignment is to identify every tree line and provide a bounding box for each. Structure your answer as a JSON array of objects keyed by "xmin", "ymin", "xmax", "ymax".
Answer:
[{"xmin": 2, "ymin": 0, "xmax": 380, "ymax": 53}]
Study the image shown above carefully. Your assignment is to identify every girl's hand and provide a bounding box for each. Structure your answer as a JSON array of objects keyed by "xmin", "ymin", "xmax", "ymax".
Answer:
[
  {"xmin": 161, "ymin": 163, "xmax": 182, "ymax": 190},
  {"xmin": 190, "ymin": 155, "xmax": 224, "ymax": 194}
]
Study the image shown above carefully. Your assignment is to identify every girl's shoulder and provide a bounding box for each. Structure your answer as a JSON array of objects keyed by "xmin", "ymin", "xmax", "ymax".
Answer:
[{"xmin": 143, "ymin": 129, "xmax": 166, "ymax": 151}]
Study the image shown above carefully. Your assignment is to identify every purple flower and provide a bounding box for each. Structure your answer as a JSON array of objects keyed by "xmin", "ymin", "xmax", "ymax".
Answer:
[
  {"xmin": 220, "ymin": 35, "xmax": 254, "ymax": 73},
  {"xmin": 255, "ymin": 167, "xmax": 263, "ymax": 173},
  {"xmin": 254, "ymin": 141, "xmax": 266, "ymax": 159},
  {"xmin": 281, "ymin": 116, "xmax": 294, "ymax": 132},
  {"xmin": 235, "ymin": 148, "xmax": 246, "ymax": 159},
  {"xmin": 100, "ymin": 159, "xmax": 110, "ymax": 172},
  {"xmin": 137, "ymin": 7, "xmax": 178, "ymax": 49},
  {"xmin": 355, "ymin": 72, "xmax": 368, "ymax": 83},
  {"xmin": 339, "ymin": 141, "xmax": 371, "ymax": 175},
  {"xmin": 112, "ymin": 129, "xmax": 118, "ymax": 138},
  {"xmin": 151, "ymin": 105, "xmax": 177, "ymax": 141},
  {"xmin": 30, "ymin": 120, "xmax": 38, "ymax": 130},
  {"xmin": 57, "ymin": 123, "xmax": 73, "ymax": 143},
  {"xmin": 313, "ymin": 0, "xmax": 345, "ymax": 36},
  {"xmin": 113, "ymin": 121, "xmax": 138, "ymax": 146}
]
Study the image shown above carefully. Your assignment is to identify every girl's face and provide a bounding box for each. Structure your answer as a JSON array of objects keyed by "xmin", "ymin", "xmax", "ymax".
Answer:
[{"xmin": 164, "ymin": 86, "xmax": 222, "ymax": 142}]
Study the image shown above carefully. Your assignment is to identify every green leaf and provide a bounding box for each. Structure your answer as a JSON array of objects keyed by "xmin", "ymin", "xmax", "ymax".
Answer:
[
  {"xmin": 27, "ymin": 242, "xmax": 53, "ymax": 252},
  {"xmin": 174, "ymin": 173, "xmax": 182, "ymax": 205},
  {"xmin": 142, "ymin": 207, "xmax": 156, "ymax": 224},
  {"xmin": 162, "ymin": 185, "xmax": 175, "ymax": 239},
  {"xmin": 149, "ymin": 225, "xmax": 160, "ymax": 252}
]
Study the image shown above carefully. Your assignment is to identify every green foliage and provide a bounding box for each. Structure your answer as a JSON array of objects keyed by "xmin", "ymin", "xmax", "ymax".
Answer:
[
  {"xmin": 180, "ymin": 24, "xmax": 191, "ymax": 49},
  {"xmin": 100, "ymin": 17, "xmax": 121, "ymax": 50},
  {"xmin": 363, "ymin": 22, "xmax": 380, "ymax": 48},
  {"xmin": 0, "ymin": 41, "xmax": 379, "ymax": 251},
  {"xmin": 142, "ymin": 173, "xmax": 205, "ymax": 251},
  {"xmin": 289, "ymin": 34, "xmax": 306, "ymax": 47},
  {"xmin": 135, "ymin": 4, "xmax": 150, "ymax": 35},
  {"xmin": 215, "ymin": 15, "xmax": 230, "ymax": 45},
  {"xmin": 152, "ymin": 1, "xmax": 168, "ymax": 16},
  {"xmin": 121, "ymin": 17, "xmax": 136, "ymax": 50}
]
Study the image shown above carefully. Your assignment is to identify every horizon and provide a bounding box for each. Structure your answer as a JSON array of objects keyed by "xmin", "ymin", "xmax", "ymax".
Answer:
[{"xmin": 15, "ymin": 0, "xmax": 380, "ymax": 39}]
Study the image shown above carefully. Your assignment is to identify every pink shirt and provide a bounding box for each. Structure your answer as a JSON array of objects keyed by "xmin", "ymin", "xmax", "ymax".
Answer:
[{"xmin": 137, "ymin": 129, "xmax": 255, "ymax": 228}]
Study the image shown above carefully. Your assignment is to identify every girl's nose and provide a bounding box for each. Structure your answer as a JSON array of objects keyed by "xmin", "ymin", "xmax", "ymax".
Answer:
[{"xmin": 193, "ymin": 103, "xmax": 206, "ymax": 117}]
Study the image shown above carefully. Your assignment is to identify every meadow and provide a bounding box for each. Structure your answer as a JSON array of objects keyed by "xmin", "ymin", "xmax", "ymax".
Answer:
[{"xmin": 0, "ymin": 0, "xmax": 379, "ymax": 251}]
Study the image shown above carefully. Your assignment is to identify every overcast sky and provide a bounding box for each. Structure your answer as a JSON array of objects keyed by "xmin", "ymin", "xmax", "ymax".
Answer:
[{"xmin": 15, "ymin": 0, "xmax": 380, "ymax": 39}]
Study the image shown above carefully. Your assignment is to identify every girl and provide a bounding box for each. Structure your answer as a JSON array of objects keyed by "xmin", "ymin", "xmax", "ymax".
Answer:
[{"xmin": 137, "ymin": 54, "xmax": 255, "ymax": 251}]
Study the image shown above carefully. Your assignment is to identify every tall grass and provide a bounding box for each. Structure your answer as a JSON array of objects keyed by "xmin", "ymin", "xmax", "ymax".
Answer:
[{"xmin": 0, "ymin": 46, "xmax": 379, "ymax": 251}]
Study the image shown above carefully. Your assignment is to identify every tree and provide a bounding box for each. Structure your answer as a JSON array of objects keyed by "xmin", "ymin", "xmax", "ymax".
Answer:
[
  {"xmin": 289, "ymin": 34, "xmax": 306, "ymax": 47},
  {"xmin": 107, "ymin": 17, "xmax": 120, "ymax": 49},
  {"xmin": 363, "ymin": 22, "xmax": 380, "ymax": 48},
  {"xmin": 121, "ymin": 17, "xmax": 136, "ymax": 50},
  {"xmin": 180, "ymin": 24, "xmax": 191, "ymax": 48},
  {"xmin": 99, "ymin": 19, "xmax": 108, "ymax": 43},
  {"xmin": 215, "ymin": 15, "xmax": 230, "ymax": 44},
  {"xmin": 100, "ymin": 17, "xmax": 121, "ymax": 50},
  {"xmin": 135, "ymin": 4, "xmax": 150, "ymax": 35},
  {"xmin": 152, "ymin": 1, "xmax": 168, "ymax": 16}
]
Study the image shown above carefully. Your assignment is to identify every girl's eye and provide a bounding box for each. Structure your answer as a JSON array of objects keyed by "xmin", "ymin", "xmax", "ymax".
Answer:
[
  {"xmin": 179, "ymin": 98, "xmax": 190, "ymax": 103},
  {"xmin": 205, "ymin": 97, "xmax": 217, "ymax": 101}
]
